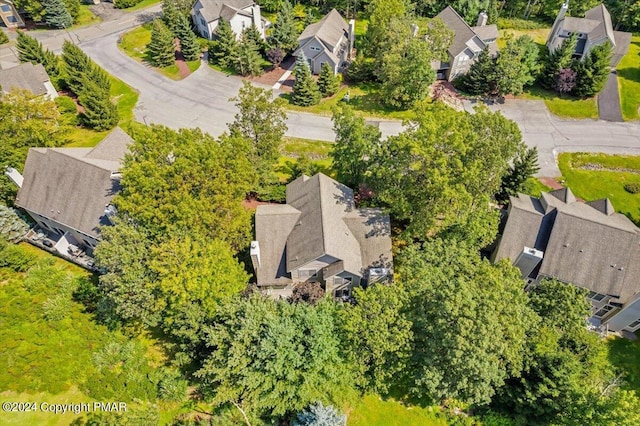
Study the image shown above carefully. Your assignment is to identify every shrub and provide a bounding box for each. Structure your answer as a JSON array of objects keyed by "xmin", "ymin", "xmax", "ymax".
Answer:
[
  {"xmin": 624, "ymin": 183, "xmax": 640, "ymax": 194},
  {"xmin": 267, "ymin": 47, "xmax": 284, "ymax": 67},
  {"xmin": 43, "ymin": 295, "xmax": 72, "ymax": 321},
  {"xmin": 113, "ymin": 0, "xmax": 142, "ymax": 9},
  {"xmin": 55, "ymin": 95, "xmax": 77, "ymax": 114},
  {"xmin": 0, "ymin": 242, "xmax": 37, "ymax": 272},
  {"xmin": 0, "ymin": 204, "xmax": 31, "ymax": 242},
  {"xmin": 345, "ymin": 54, "xmax": 376, "ymax": 83},
  {"xmin": 0, "ymin": 30, "xmax": 9, "ymax": 45},
  {"xmin": 157, "ymin": 368, "xmax": 189, "ymax": 402}
]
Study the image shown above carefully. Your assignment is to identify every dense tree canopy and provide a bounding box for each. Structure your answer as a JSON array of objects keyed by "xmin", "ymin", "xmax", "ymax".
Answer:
[{"xmin": 399, "ymin": 240, "xmax": 536, "ymax": 405}]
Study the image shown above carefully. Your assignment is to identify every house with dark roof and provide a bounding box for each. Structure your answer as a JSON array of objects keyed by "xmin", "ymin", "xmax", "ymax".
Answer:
[
  {"xmin": 191, "ymin": 0, "xmax": 267, "ymax": 40},
  {"xmin": 0, "ymin": 63, "xmax": 57, "ymax": 99},
  {"xmin": 7, "ymin": 128, "xmax": 132, "ymax": 264},
  {"xmin": 431, "ymin": 6, "xmax": 498, "ymax": 81},
  {"xmin": 493, "ymin": 188, "xmax": 640, "ymax": 333},
  {"xmin": 0, "ymin": 0, "xmax": 24, "ymax": 28},
  {"xmin": 251, "ymin": 173, "xmax": 393, "ymax": 299},
  {"xmin": 293, "ymin": 9, "xmax": 354, "ymax": 75},
  {"xmin": 547, "ymin": 2, "xmax": 631, "ymax": 67}
]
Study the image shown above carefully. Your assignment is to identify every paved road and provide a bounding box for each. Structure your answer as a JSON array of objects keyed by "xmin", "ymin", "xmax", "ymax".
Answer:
[
  {"xmin": 465, "ymin": 99, "xmax": 640, "ymax": 176},
  {"xmin": 598, "ymin": 71, "xmax": 624, "ymax": 122},
  {"xmin": 3, "ymin": 6, "xmax": 640, "ymax": 177}
]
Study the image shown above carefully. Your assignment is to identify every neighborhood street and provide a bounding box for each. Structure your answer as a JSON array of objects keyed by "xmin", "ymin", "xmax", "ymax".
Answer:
[{"xmin": 1, "ymin": 4, "xmax": 640, "ymax": 176}]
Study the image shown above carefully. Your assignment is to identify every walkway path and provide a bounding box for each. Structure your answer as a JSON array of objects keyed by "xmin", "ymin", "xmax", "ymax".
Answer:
[{"xmin": 598, "ymin": 71, "xmax": 624, "ymax": 122}]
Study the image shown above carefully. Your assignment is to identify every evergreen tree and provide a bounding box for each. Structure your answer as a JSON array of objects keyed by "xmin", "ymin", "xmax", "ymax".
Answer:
[
  {"xmin": 294, "ymin": 402, "xmax": 346, "ymax": 426},
  {"xmin": 540, "ymin": 34, "xmax": 577, "ymax": 90},
  {"xmin": 496, "ymin": 147, "xmax": 540, "ymax": 202},
  {"xmin": 290, "ymin": 53, "xmax": 320, "ymax": 106},
  {"xmin": 243, "ymin": 24, "xmax": 265, "ymax": 54},
  {"xmin": 0, "ymin": 31, "xmax": 8, "ymax": 45},
  {"xmin": 457, "ymin": 48, "xmax": 494, "ymax": 96},
  {"xmin": 78, "ymin": 78, "xmax": 119, "ymax": 131},
  {"xmin": 207, "ymin": 18, "xmax": 238, "ymax": 69},
  {"xmin": 62, "ymin": 0, "xmax": 80, "ymax": 21},
  {"xmin": 16, "ymin": 31, "xmax": 60, "ymax": 78},
  {"xmin": 146, "ymin": 19, "xmax": 175, "ymax": 68},
  {"xmin": 234, "ymin": 31, "xmax": 263, "ymax": 76},
  {"xmin": 44, "ymin": 0, "xmax": 73, "ymax": 29},
  {"xmin": 62, "ymin": 40, "xmax": 93, "ymax": 94},
  {"xmin": 161, "ymin": 0, "xmax": 180, "ymax": 34},
  {"xmin": 573, "ymin": 42, "xmax": 612, "ymax": 97},
  {"xmin": 317, "ymin": 62, "xmax": 340, "ymax": 97},
  {"xmin": 270, "ymin": 0, "xmax": 298, "ymax": 52},
  {"xmin": 175, "ymin": 13, "xmax": 200, "ymax": 62}
]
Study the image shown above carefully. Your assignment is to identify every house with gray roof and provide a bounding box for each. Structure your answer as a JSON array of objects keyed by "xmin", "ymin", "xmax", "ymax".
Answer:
[
  {"xmin": 493, "ymin": 188, "xmax": 640, "ymax": 333},
  {"xmin": 293, "ymin": 9, "xmax": 354, "ymax": 75},
  {"xmin": 547, "ymin": 2, "xmax": 631, "ymax": 67},
  {"xmin": 431, "ymin": 6, "xmax": 498, "ymax": 81},
  {"xmin": 0, "ymin": 0, "xmax": 24, "ymax": 28},
  {"xmin": 191, "ymin": 0, "xmax": 267, "ymax": 40},
  {"xmin": 7, "ymin": 128, "xmax": 132, "ymax": 264},
  {"xmin": 251, "ymin": 173, "xmax": 393, "ymax": 299},
  {"xmin": 0, "ymin": 63, "xmax": 57, "ymax": 99}
]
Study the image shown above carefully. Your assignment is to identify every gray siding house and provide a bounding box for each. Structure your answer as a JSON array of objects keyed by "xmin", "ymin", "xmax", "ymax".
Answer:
[
  {"xmin": 432, "ymin": 6, "xmax": 498, "ymax": 81},
  {"xmin": 8, "ymin": 128, "xmax": 132, "ymax": 263},
  {"xmin": 293, "ymin": 9, "xmax": 354, "ymax": 75},
  {"xmin": 0, "ymin": 63, "xmax": 58, "ymax": 99},
  {"xmin": 546, "ymin": 2, "xmax": 631, "ymax": 67},
  {"xmin": 191, "ymin": 0, "xmax": 267, "ymax": 40},
  {"xmin": 251, "ymin": 173, "xmax": 393, "ymax": 299},
  {"xmin": 493, "ymin": 188, "xmax": 640, "ymax": 333}
]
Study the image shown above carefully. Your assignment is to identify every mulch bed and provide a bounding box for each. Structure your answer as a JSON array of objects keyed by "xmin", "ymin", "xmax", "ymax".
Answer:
[
  {"xmin": 249, "ymin": 56, "xmax": 295, "ymax": 88},
  {"xmin": 174, "ymin": 39, "xmax": 192, "ymax": 80}
]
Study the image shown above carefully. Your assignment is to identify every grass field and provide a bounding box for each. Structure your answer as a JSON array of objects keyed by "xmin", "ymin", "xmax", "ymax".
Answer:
[
  {"xmin": 124, "ymin": 0, "xmax": 160, "ymax": 11},
  {"xmin": 519, "ymin": 85, "xmax": 599, "ymax": 119},
  {"xmin": 283, "ymin": 82, "xmax": 416, "ymax": 120},
  {"xmin": 607, "ymin": 335, "xmax": 640, "ymax": 393},
  {"xmin": 71, "ymin": 5, "xmax": 101, "ymax": 29},
  {"xmin": 498, "ymin": 28, "xmax": 550, "ymax": 48},
  {"xmin": 347, "ymin": 395, "xmax": 446, "ymax": 426},
  {"xmin": 119, "ymin": 24, "xmax": 201, "ymax": 81},
  {"xmin": 558, "ymin": 152, "xmax": 640, "ymax": 224},
  {"xmin": 522, "ymin": 177, "xmax": 552, "ymax": 197},
  {"xmin": 277, "ymin": 137, "xmax": 334, "ymax": 180},
  {"xmin": 64, "ymin": 74, "xmax": 139, "ymax": 148},
  {"xmin": 617, "ymin": 36, "xmax": 640, "ymax": 121}
]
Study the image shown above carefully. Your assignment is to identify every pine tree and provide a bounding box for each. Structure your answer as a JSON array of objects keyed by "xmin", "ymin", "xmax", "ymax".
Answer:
[
  {"xmin": 294, "ymin": 402, "xmax": 345, "ymax": 426},
  {"xmin": 317, "ymin": 62, "xmax": 340, "ymax": 97},
  {"xmin": 78, "ymin": 78, "xmax": 119, "ymax": 131},
  {"xmin": 496, "ymin": 147, "xmax": 540, "ymax": 202},
  {"xmin": 17, "ymin": 31, "xmax": 62, "ymax": 77},
  {"xmin": 175, "ymin": 14, "xmax": 200, "ymax": 62},
  {"xmin": 540, "ymin": 34, "xmax": 577, "ymax": 90},
  {"xmin": 290, "ymin": 53, "xmax": 320, "ymax": 106},
  {"xmin": 270, "ymin": 0, "xmax": 298, "ymax": 52},
  {"xmin": 62, "ymin": 40, "xmax": 93, "ymax": 94},
  {"xmin": 234, "ymin": 31, "xmax": 263, "ymax": 76},
  {"xmin": 146, "ymin": 19, "xmax": 175, "ymax": 68},
  {"xmin": 0, "ymin": 30, "xmax": 8, "ymax": 45},
  {"xmin": 243, "ymin": 24, "xmax": 265, "ymax": 54},
  {"xmin": 44, "ymin": 0, "xmax": 73, "ymax": 29},
  {"xmin": 573, "ymin": 42, "xmax": 612, "ymax": 97},
  {"xmin": 161, "ymin": 0, "xmax": 180, "ymax": 35},
  {"xmin": 457, "ymin": 48, "xmax": 495, "ymax": 96},
  {"xmin": 208, "ymin": 18, "xmax": 238, "ymax": 69}
]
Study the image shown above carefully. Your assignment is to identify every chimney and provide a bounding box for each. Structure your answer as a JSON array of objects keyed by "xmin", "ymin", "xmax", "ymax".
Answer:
[
  {"xmin": 410, "ymin": 23, "xmax": 419, "ymax": 37},
  {"xmin": 548, "ymin": 1, "xmax": 569, "ymax": 46},
  {"xmin": 250, "ymin": 241, "xmax": 261, "ymax": 271},
  {"xmin": 252, "ymin": 4, "xmax": 262, "ymax": 38},
  {"xmin": 476, "ymin": 12, "xmax": 488, "ymax": 27},
  {"xmin": 5, "ymin": 167, "xmax": 23, "ymax": 188},
  {"xmin": 348, "ymin": 19, "xmax": 355, "ymax": 60}
]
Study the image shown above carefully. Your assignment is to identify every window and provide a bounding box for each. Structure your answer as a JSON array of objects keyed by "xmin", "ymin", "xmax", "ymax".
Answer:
[
  {"xmin": 588, "ymin": 291, "xmax": 606, "ymax": 302},
  {"xmin": 298, "ymin": 269, "xmax": 317, "ymax": 278},
  {"xmin": 310, "ymin": 46, "xmax": 321, "ymax": 52},
  {"xmin": 628, "ymin": 319, "xmax": 640, "ymax": 329},
  {"xmin": 335, "ymin": 288, "xmax": 351, "ymax": 298},
  {"xmin": 594, "ymin": 305, "xmax": 614, "ymax": 318},
  {"xmin": 1, "ymin": 5, "xmax": 11, "ymax": 12}
]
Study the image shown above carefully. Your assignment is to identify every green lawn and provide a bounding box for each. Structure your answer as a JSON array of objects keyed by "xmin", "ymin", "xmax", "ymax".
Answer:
[
  {"xmin": 283, "ymin": 83, "xmax": 416, "ymax": 120},
  {"xmin": 617, "ymin": 35, "xmax": 640, "ymax": 121},
  {"xmin": 71, "ymin": 5, "xmax": 101, "ymax": 29},
  {"xmin": 520, "ymin": 85, "xmax": 598, "ymax": 119},
  {"xmin": 64, "ymin": 74, "xmax": 139, "ymax": 148},
  {"xmin": 498, "ymin": 28, "xmax": 550, "ymax": 48},
  {"xmin": 521, "ymin": 177, "xmax": 552, "ymax": 197},
  {"xmin": 277, "ymin": 137, "xmax": 334, "ymax": 180},
  {"xmin": 119, "ymin": 24, "xmax": 201, "ymax": 81},
  {"xmin": 124, "ymin": 0, "xmax": 160, "ymax": 11},
  {"xmin": 558, "ymin": 152, "xmax": 640, "ymax": 225},
  {"xmin": 607, "ymin": 335, "xmax": 640, "ymax": 392},
  {"xmin": 347, "ymin": 395, "xmax": 447, "ymax": 426}
]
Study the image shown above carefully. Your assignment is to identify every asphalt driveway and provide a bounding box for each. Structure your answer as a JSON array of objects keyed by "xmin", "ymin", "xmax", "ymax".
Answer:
[{"xmin": 598, "ymin": 71, "xmax": 624, "ymax": 122}]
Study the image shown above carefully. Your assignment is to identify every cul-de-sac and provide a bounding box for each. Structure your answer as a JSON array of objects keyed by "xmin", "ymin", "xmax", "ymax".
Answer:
[{"xmin": 1, "ymin": 0, "xmax": 640, "ymax": 424}]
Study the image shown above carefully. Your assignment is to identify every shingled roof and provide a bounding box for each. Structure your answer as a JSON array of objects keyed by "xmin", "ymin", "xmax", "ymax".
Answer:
[
  {"xmin": 15, "ymin": 128, "xmax": 132, "ymax": 239},
  {"xmin": 0, "ymin": 63, "xmax": 50, "ymax": 96},
  {"xmin": 297, "ymin": 9, "xmax": 348, "ymax": 52},
  {"xmin": 435, "ymin": 6, "xmax": 483, "ymax": 57},
  {"xmin": 254, "ymin": 173, "xmax": 392, "ymax": 287},
  {"xmin": 195, "ymin": 0, "xmax": 254, "ymax": 23},
  {"xmin": 494, "ymin": 188, "xmax": 640, "ymax": 304}
]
